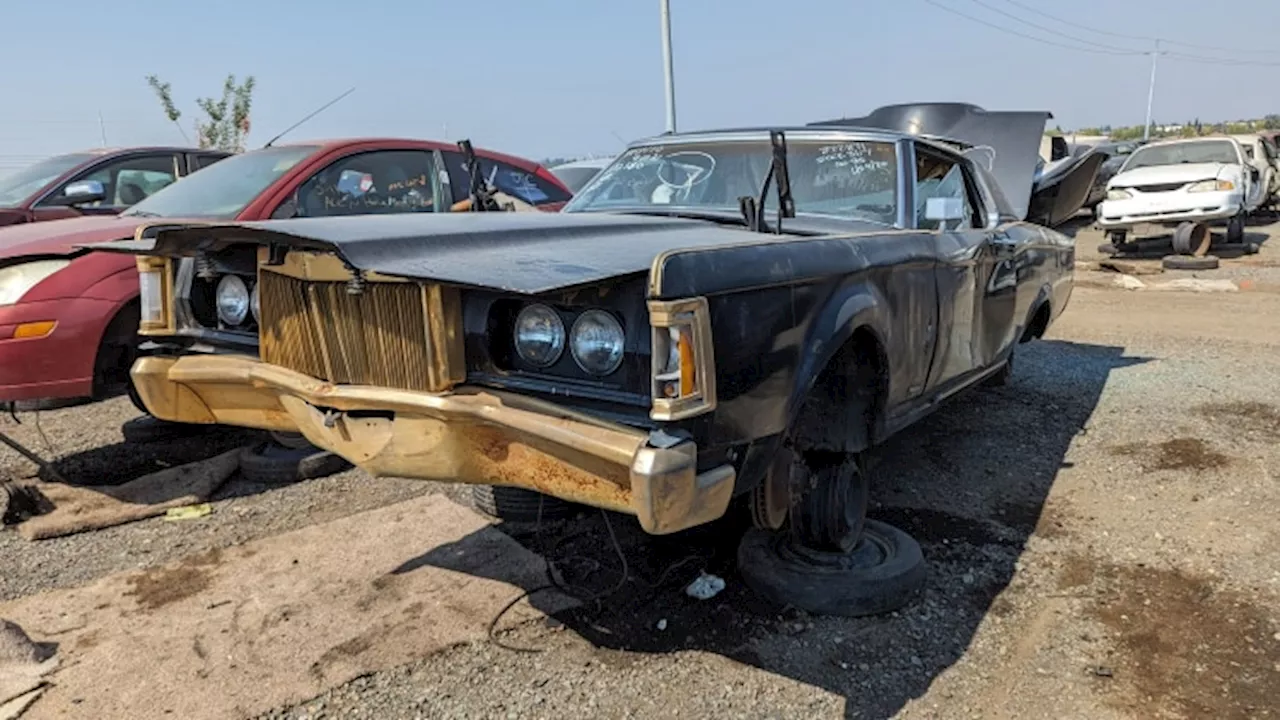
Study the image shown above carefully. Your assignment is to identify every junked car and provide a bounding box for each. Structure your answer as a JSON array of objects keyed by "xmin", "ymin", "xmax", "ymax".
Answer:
[
  {"xmin": 97, "ymin": 105, "xmax": 1081, "ymax": 616},
  {"xmin": 1096, "ymin": 136, "xmax": 1265, "ymax": 249},
  {"xmin": 0, "ymin": 147, "xmax": 228, "ymax": 227},
  {"xmin": 0, "ymin": 138, "xmax": 569, "ymax": 410},
  {"xmin": 1228, "ymin": 133, "xmax": 1280, "ymax": 206}
]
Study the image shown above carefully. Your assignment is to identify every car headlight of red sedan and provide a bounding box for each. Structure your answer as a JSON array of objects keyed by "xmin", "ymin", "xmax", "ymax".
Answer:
[{"xmin": 0, "ymin": 259, "xmax": 71, "ymax": 306}]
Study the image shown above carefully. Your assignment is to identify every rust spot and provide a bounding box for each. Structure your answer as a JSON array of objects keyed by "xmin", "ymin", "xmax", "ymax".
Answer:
[
  {"xmin": 463, "ymin": 427, "xmax": 630, "ymax": 510},
  {"xmin": 1111, "ymin": 437, "xmax": 1229, "ymax": 472},
  {"xmin": 1089, "ymin": 561, "xmax": 1280, "ymax": 719},
  {"xmin": 124, "ymin": 548, "xmax": 224, "ymax": 611}
]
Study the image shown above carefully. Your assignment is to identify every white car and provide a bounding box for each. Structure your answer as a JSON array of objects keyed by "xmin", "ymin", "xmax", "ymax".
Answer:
[
  {"xmin": 1228, "ymin": 133, "xmax": 1280, "ymax": 204},
  {"xmin": 1096, "ymin": 136, "xmax": 1264, "ymax": 246}
]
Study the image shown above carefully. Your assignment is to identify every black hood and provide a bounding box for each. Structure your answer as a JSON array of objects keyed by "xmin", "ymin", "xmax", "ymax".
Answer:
[{"xmin": 87, "ymin": 212, "xmax": 788, "ymax": 295}]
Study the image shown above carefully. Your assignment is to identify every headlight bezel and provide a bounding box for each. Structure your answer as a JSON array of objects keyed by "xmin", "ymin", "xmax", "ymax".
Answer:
[
  {"xmin": 569, "ymin": 308, "xmax": 626, "ymax": 376},
  {"xmin": 0, "ymin": 258, "xmax": 72, "ymax": 307},
  {"xmin": 513, "ymin": 302, "xmax": 567, "ymax": 368}
]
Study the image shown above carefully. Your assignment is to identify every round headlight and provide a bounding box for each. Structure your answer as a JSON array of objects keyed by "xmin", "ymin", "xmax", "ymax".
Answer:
[
  {"xmin": 250, "ymin": 281, "xmax": 260, "ymax": 323},
  {"xmin": 570, "ymin": 309, "xmax": 625, "ymax": 376},
  {"xmin": 514, "ymin": 303, "xmax": 565, "ymax": 367},
  {"xmin": 216, "ymin": 274, "xmax": 250, "ymax": 326}
]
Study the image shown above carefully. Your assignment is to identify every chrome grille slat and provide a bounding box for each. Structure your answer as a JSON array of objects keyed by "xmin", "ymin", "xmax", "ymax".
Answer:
[{"xmin": 259, "ymin": 272, "xmax": 433, "ymax": 392}]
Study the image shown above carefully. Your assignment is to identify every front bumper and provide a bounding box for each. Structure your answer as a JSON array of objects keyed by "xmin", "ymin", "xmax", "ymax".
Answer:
[
  {"xmin": 0, "ymin": 296, "xmax": 117, "ymax": 403},
  {"xmin": 1096, "ymin": 191, "xmax": 1242, "ymax": 230},
  {"xmin": 131, "ymin": 354, "xmax": 736, "ymax": 535}
]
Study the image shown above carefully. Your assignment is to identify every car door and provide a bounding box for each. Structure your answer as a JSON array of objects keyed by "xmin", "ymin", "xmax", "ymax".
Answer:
[
  {"xmin": 913, "ymin": 142, "xmax": 1005, "ymax": 395},
  {"xmin": 33, "ymin": 152, "xmax": 182, "ymax": 216},
  {"xmin": 268, "ymin": 148, "xmax": 453, "ymax": 219}
]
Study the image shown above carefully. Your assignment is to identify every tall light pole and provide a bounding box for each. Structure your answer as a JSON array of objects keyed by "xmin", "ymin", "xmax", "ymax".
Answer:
[
  {"xmin": 660, "ymin": 0, "xmax": 677, "ymax": 133},
  {"xmin": 1143, "ymin": 39, "xmax": 1162, "ymax": 140}
]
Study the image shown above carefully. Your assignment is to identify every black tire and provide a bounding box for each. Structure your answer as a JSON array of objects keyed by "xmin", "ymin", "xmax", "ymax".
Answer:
[
  {"xmin": 92, "ymin": 301, "xmax": 140, "ymax": 400},
  {"xmin": 1227, "ymin": 214, "xmax": 1245, "ymax": 244},
  {"xmin": 121, "ymin": 415, "xmax": 215, "ymax": 444},
  {"xmin": 470, "ymin": 485, "xmax": 579, "ymax": 522},
  {"xmin": 1162, "ymin": 254, "xmax": 1220, "ymax": 271},
  {"xmin": 1096, "ymin": 242, "xmax": 1118, "ymax": 256},
  {"xmin": 737, "ymin": 519, "xmax": 927, "ymax": 617},
  {"xmin": 238, "ymin": 440, "xmax": 352, "ymax": 485}
]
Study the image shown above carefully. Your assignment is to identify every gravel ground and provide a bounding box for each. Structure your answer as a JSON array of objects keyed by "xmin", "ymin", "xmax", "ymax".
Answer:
[{"xmin": 5, "ymin": 220, "xmax": 1280, "ymax": 719}]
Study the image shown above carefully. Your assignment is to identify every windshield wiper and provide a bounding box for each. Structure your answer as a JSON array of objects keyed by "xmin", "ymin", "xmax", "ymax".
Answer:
[
  {"xmin": 738, "ymin": 130, "xmax": 796, "ymax": 234},
  {"xmin": 124, "ymin": 210, "xmax": 161, "ymax": 218},
  {"xmin": 457, "ymin": 139, "xmax": 502, "ymax": 212}
]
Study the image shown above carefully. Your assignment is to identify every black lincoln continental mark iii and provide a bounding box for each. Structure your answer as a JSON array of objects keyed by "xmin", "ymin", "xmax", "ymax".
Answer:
[{"xmin": 93, "ymin": 104, "xmax": 1096, "ymax": 616}]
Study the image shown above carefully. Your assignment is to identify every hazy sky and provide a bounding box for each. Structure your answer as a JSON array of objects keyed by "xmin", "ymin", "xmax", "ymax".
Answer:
[{"xmin": 3, "ymin": 0, "xmax": 1279, "ymax": 171}]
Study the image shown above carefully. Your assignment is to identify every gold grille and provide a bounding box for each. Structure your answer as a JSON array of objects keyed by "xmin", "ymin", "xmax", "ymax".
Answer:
[{"xmin": 257, "ymin": 270, "xmax": 463, "ymax": 393}]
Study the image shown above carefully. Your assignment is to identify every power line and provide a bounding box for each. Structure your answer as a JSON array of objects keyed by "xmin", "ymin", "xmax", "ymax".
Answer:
[
  {"xmin": 921, "ymin": 0, "xmax": 1143, "ymax": 56},
  {"xmin": 995, "ymin": 0, "xmax": 1280, "ymax": 57},
  {"xmin": 964, "ymin": 0, "xmax": 1140, "ymax": 54}
]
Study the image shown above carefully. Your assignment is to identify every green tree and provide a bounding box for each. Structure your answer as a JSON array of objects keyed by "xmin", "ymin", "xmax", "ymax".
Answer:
[{"xmin": 146, "ymin": 74, "xmax": 256, "ymax": 152}]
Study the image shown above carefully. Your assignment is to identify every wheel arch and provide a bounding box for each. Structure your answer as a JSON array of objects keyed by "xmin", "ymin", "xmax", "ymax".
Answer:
[
  {"xmin": 785, "ymin": 289, "xmax": 892, "ymax": 454},
  {"xmin": 1020, "ymin": 285, "xmax": 1053, "ymax": 343}
]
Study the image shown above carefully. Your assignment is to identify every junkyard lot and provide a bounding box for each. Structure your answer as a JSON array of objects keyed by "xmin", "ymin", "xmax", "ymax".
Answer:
[{"xmin": 2, "ymin": 221, "xmax": 1279, "ymax": 719}]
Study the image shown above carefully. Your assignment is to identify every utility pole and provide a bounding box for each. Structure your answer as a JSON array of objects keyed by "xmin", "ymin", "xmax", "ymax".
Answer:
[
  {"xmin": 1143, "ymin": 39, "xmax": 1162, "ymax": 141},
  {"xmin": 98, "ymin": 111, "xmax": 108, "ymax": 147},
  {"xmin": 660, "ymin": 0, "xmax": 677, "ymax": 133}
]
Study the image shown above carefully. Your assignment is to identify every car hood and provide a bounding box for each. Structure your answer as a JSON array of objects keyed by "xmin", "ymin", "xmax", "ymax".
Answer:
[
  {"xmin": 0, "ymin": 215, "xmax": 143, "ymax": 261},
  {"xmin": 88, "ymin": 212, "xmax": 808, "ymax": 296},
  {"xmin": 1110, "ymin": 163, "xmax": 1238, "ymax": 187}
]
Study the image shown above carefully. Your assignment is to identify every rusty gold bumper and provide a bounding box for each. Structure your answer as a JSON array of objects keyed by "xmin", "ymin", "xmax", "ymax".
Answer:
[{"xmin": 131, "ymin": 354, "xmax": 736, "ymax": 534}]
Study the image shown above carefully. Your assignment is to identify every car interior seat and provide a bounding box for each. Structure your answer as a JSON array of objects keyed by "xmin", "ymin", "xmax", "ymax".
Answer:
[{"xmin": 118, "ymin": 182, "xmax": 147, "ymax": 206}]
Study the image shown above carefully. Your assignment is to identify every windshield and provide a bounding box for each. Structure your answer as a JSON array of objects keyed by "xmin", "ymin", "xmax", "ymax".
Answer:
[
  {"xmin": 564, "ymin": 138, "xmax": 899, "ymax": 225},
  {"xmin": 122, "ymin": 145, "xmax": 319, "ymax": 219},
  {"xmin": 550, "ymin": 166, "xmax": 606, "ymax": 194},
  {"xmin": 1123, "ymin": 140, "xmax": 1239, "ymax": 171},
  {"xmin": 0, "ymin": 153, "xmax": 96, "ymax": 207}
]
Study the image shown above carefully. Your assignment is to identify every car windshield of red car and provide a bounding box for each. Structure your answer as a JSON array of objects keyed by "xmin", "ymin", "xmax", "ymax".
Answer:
[
  {"xmin": 0, "ymin": 153, "xmax": 98, "ymax": 207},
  {"xmin": 563, "ymin": 138, "xmax": 900, "ymax": 226},
  {"xmin": 121, "ymin": 145, "xmax": 319, "ymax": 219}
]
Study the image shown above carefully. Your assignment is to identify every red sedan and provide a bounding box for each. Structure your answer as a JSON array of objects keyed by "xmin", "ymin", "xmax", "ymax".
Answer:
[
  {"xmin": 0, "ymin": 138, "xmax": 571, "ymax": 404},
  {"xmin": 0, "ymin": 146, "xmax": 229, "ymax": 227}
]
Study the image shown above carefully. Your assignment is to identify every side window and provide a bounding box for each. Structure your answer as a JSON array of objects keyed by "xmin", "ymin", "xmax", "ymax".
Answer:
[
  {"xmin": 40, "ymin": 154, "xmax": 179, "ymax": 208},
  {"xmin": 293, "ymin": 150, "xmax": 442, "ymax": 218},
  {"xmin": 914, "ymin": 145, "xmax": 982, "ymax": 230},
  {"xmin": 441, "ymin": 152, "xmax": 570, "ymax": 206},
  {"xmin": 190, "ymin": 154, "xmax": 228, "ymax": 171}
]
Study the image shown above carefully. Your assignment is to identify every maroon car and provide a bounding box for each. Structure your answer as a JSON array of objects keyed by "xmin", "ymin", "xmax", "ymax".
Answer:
[
  {"xmin": 0, "ymin": 138, "xmax": 571, "ymax": 405},
  {"xmin": 0, "ymin": 147, "xmax": 230, "ymax": 227}
]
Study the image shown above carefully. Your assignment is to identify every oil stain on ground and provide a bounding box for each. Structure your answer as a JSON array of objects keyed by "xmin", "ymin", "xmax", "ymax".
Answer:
[
  {"xmin": 1196, "ymin": 401, "xmax": 1280, "ymax": 439},
  {"xmin": 1111, "ymin": 437, "xmax": 1230, "ymax": 472},
  {"xmin": 124, "ymin": 548, "xmax": 225, "ymax": 610},
  {"xmin": 1081, "ymin": 557, "xmax": 1280, "ymax": 719}
]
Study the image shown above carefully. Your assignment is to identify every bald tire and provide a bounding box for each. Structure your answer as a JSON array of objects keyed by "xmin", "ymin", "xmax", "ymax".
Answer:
[{"xmin": 737, "ymin": 519, "xmax": 926, "ymax": 617}]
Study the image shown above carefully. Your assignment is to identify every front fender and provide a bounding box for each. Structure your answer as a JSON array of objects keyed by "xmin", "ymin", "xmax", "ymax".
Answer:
[{"xmin": 784, "ymin": 283, "xmax": 890, "ymax": 431}]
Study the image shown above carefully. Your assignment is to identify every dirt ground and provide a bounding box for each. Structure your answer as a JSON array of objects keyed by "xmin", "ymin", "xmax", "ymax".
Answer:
[{"xmin": 3, "ymin": 218, "xmax": 1279, "ymax": 719}]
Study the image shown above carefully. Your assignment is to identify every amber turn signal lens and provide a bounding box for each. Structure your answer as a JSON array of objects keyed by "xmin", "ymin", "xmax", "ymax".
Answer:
[
  {"xmin": 13, "ymin": 320, "xmax": 56, "ymax": 339},
  {"xmin": 678, "ymin": 326, "xmax": 696, "ymax": 396}
]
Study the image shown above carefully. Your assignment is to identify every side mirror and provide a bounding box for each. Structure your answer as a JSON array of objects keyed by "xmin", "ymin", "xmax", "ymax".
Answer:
[
  {"xmin": 58, "ymin": 180, "xmax": 106, "ymax": 207},
  {"xmin": 925, "ymin": 197, "xmax": 965, "ymax": 225}
]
